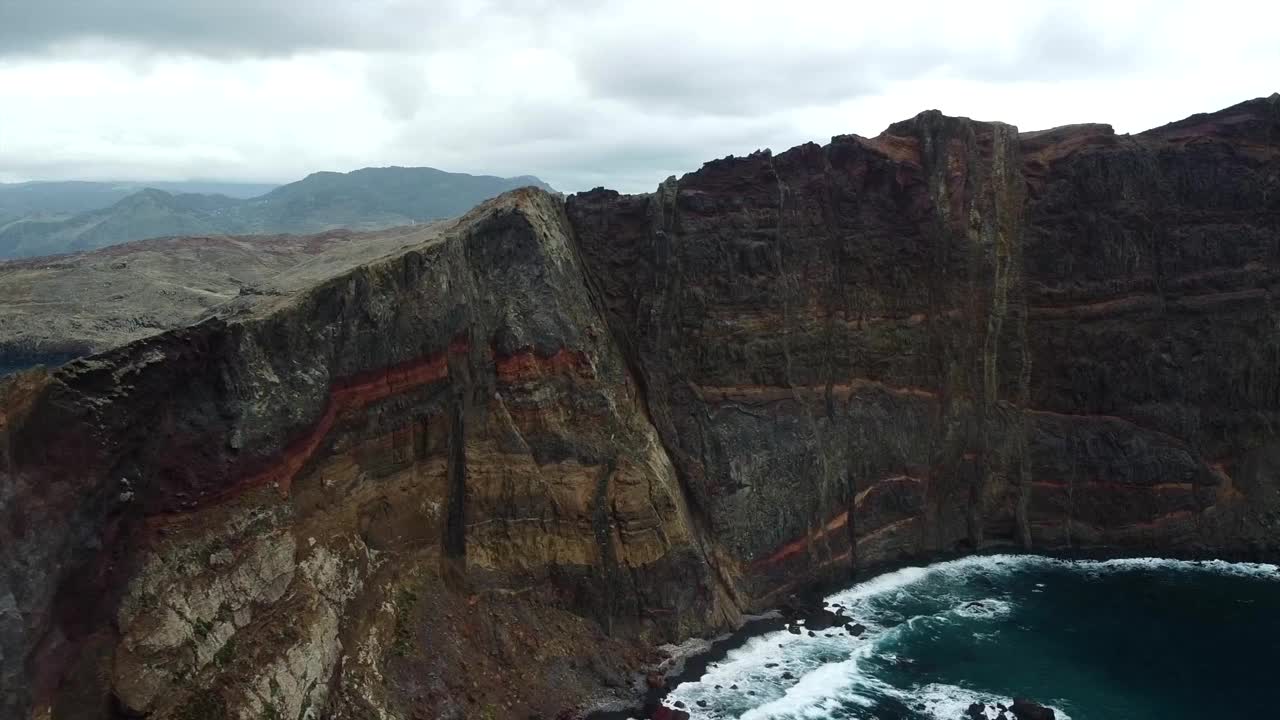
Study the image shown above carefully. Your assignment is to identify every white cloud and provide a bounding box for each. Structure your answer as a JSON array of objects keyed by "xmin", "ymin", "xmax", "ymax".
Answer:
[{"xmin": 0, "ymin": 0, "xmax": 1276, "ymax": 193}]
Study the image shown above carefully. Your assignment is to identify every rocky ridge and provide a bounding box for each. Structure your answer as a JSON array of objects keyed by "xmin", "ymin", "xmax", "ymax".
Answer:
[
  {"xmin": 0, "ymin": 223, "xmax": 449, "ymax": 373},
  {"xmin": 1, "ymin": 94, "xmax": 1279, "ymax": 718}
]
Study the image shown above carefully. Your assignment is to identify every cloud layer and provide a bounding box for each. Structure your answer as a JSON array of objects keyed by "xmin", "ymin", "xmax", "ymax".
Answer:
[{"xmin": 1, "ymin": 0, "xmax": 1277, "ymax": 192}]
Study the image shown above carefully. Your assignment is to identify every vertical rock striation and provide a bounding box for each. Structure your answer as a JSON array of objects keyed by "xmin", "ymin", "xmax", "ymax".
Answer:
[
  {"xmin": 1, "ymin": 94, "xmax": 1279, "ymax": 718},
  {"xmin": 0, "ymin": 191, "xmax": 735, "ymax": 719},
  {"xmin": 567, "ymin": 94, "xmax": 1280, "ymax": 603}
]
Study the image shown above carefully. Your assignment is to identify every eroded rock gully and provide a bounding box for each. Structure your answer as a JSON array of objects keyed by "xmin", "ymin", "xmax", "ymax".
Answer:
[{"xmin": 2, "ymin": 95, "xmax": 1279, "ymax": 718}]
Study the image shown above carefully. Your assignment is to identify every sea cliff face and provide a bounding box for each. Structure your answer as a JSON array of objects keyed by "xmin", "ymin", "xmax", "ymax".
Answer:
[
  {"xmin": 2, "ymin": 95, "xmax": 1278, "ymax": 718},
  {"xmin": 0, "ymin": 193, "xmax": 735, "ymax": 720},
  {"xmin": 569, "ymin": 95, "xmax": 1280, "ymax": 603}
]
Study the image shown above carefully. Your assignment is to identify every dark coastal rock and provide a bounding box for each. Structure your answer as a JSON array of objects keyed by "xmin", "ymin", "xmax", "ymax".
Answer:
[
  {"xmin": 967, "ymin": 702, "xmax": 988, "ymax": 719},
  {"xmin": 1010, "ymin": 697, "xmax": 1056, "ymax": 720},
  {"xmin": 803, "ymin": 607, "xmax": 850, "ymax": 631},
  {"xmin": 2, "ymin": 95, "xmax": 1280, "ymax": 718}
]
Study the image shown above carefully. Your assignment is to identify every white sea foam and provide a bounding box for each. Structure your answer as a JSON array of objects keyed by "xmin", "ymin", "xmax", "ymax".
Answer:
[
  {"xmin": 663, "ymin": 622, "xmax": 871, "ymax": 718},
  {"xmin": 737, "ymin": 657, "xmax": 860, "ymax": 720},
  {"xmin": 911, "ymin": 683, "xmax": 1073, "ymax": 720},
  {"xmin": 829, "ymin": 554, "xmax": 1279, "ymax": 608},
  {"xmin": 829, "ymin": 564, "xmax": 931, "ymax": 604},
  {"xmin": 1080, "ymin": 556, "xmax": 1280, "ymax": 578},
  {"xmin": 951, "ymin": 597, "xmax": 1014, "ymax": 620},
  {"xmin": 664, "ymin": 554, "xmax": 1276, "ymax": 718}
]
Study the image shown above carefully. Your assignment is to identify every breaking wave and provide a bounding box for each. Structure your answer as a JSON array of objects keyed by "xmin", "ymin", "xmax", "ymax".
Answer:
[{"xmin": 661, "ymin": 555, "xmax": 1279, "ymax": 719}]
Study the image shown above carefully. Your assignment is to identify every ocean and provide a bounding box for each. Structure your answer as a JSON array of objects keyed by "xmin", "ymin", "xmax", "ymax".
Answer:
[{"xmin": 661, "ymin": 554, "xmax": 1280, "ymax": 719}]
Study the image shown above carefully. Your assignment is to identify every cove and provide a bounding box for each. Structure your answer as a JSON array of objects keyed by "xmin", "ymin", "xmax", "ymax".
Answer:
[{"xmin": 660, "ymin": 555, "xmax": 1280, "ymax": 719}]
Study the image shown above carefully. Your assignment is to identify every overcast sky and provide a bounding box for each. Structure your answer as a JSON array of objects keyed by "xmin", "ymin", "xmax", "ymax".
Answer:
[{"xmin": 1, "ymin": 0, "xmax": 1277, "ymax": 194}]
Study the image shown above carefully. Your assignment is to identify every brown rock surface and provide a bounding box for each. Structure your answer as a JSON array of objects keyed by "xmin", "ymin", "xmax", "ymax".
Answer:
[
  {"xmin": 2, "ymin": 94, "xmax": 1279, "ymax": 718},
  {"xmin": 1, "ymin": 191, "xmax": 735, "ymax": 719}
]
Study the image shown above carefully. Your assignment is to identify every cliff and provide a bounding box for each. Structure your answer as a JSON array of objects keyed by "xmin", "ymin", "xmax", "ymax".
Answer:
[
  {"xmin": 2, "ymin": 94, "xmax": 1279, "ymax": 719},
  {"xmin": 567, "ymin": 94, "xmax": 1280, "ymax": 601},
  {"xmin": 0, "ymin": 224, "xmax": 453, "ymax": 371}
]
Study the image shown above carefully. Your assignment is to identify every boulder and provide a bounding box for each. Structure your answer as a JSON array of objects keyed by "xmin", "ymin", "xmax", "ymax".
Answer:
[{"xmin": 1010, "ymin": 697, "xmax": 1056, "ymax": 720}]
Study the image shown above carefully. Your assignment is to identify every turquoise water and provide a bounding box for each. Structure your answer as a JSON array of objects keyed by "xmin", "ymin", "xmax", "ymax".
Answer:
[{"xmin": 663, "ymin": 555, "xmax": 1280, "ymax": 719}]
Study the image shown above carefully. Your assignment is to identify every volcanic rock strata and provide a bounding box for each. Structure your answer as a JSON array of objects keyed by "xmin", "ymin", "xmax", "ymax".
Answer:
[{"xmin": 2, "ymin": 94, "xmax": 1279, "ymax": 718}]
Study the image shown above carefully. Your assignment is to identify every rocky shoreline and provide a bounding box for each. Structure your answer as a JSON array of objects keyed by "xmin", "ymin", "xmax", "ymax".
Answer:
[
  {"xmin": 3, "ymin": 94, "xmax": 1279, "ymax": 718},
  {"xmin": 587, "ymin": 546, "xmax": 1280, "ymax": 719}
]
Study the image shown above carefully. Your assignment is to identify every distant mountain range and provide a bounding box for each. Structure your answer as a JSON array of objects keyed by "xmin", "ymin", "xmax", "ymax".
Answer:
[
  {"xmin": 0, "ymin": 180, "xmax": 278, "ymax": 217},
  {"xmin": 0, "ymin": 168, "xmax": 553, "ymax": 259}
]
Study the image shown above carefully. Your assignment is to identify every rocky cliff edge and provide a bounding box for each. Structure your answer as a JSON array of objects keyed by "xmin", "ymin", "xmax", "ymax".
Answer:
[{"xmin": 3, "ymin": 94, "xmax": 1279, "ymax": 719}]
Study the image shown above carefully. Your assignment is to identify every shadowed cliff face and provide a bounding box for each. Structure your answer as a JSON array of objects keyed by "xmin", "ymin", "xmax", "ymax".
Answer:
[
  {"xmin": 568, "ymin": 94, "xmax": 1280, "ymax": 605},
  {"xmin": 568, "ymin": 113, "xmax": 1036, "ymax": 602},
  {"xmin": 2, "ymin": 95, "xmax": 1279, "ymax": 719}
]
